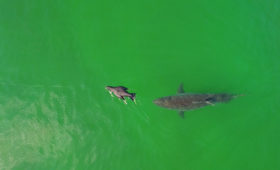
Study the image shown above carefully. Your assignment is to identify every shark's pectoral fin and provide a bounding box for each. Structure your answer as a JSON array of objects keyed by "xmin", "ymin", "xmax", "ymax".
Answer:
[
  {"xmin": 206, "ymin": 101, "xmax": 215, "ymax": 106},
  {"xmin": 178, "ymin": 111, "xmax": 184, "ymax": 118},
  {"xmin": 177, "ymin": 83, "xmax": 185, "ymax": 94}
]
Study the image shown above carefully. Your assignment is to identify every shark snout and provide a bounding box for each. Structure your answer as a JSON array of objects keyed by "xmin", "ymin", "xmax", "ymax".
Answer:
[{"xmin": 153, "ymin": 99, "xmax": 161, "ymax": 106}]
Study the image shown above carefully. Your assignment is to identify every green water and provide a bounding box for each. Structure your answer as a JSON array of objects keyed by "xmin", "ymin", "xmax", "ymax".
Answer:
[{"xmin": 0, "ymin": 0, "xmax": 279, "ymax": 169}]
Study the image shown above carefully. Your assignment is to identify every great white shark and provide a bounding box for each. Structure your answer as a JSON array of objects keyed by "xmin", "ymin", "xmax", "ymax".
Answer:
[{"xmin": 153, "ymin": 84, "xmax": 240, "ymax": 118}]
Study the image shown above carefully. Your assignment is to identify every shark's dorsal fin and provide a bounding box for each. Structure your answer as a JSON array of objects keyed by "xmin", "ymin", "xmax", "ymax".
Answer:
[
  {"xmin": 177, "ymin": 83, "xmax": 185, "ymax": 94},
  {"xmin": 178, "ymin": 111, "xmax": 184, "ymax": 118}
]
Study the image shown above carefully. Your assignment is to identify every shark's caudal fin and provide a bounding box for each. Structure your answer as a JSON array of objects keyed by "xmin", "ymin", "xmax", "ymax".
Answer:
[
  {"xmin": 177, "ymin": 83, "xmax": 185, "ymax": 94},
  {"xmin": 178, "ymin": 111, "xmax": 184, "ymax": 118}
]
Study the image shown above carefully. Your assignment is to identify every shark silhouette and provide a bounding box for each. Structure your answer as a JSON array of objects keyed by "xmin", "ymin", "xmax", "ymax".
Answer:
[{"xmin": 153, "ymin": 84, "xmax": 239, "ymax": 118}]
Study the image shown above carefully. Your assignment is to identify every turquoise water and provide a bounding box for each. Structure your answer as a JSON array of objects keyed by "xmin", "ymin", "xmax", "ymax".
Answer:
[{"xmin": 0, "ymin": 0, "xmax": 279, "ymax": 169}]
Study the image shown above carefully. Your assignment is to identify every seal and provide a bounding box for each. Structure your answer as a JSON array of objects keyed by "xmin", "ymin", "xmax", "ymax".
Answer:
[{"xmin": 106, "ymin": 86, "xmax": 136, "ymax": 104}]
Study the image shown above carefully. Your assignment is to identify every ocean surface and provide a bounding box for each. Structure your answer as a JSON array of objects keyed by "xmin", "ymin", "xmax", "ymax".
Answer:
[{"xmin": 0, "ymin": 0, "xmax": 279, "ymax": 170}]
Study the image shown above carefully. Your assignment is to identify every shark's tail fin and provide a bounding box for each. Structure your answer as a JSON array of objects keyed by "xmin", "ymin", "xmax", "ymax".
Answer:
[{"xmin": 130, "ymin": 93, "xmax": 136, "ymax": 101}]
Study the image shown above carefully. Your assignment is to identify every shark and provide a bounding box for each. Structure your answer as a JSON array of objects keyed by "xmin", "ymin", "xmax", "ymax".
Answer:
[{"xmin": 153, "ymin": 84, "xmax": 239, "ymax": 118}]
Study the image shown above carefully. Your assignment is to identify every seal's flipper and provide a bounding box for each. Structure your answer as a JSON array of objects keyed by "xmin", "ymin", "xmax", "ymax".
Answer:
[
  {"xmin": 177, "ymin": 83, "xmax": 185, "ymax": 94},
  {"xmin": 129, "ymin": 93, "xmax": 136, "ymax": 101},
  {"xmin": 109, "ymin": 91, "xmax": 114, "ymax": 97},
  {"xmin": 118, "ymin": 96, "xmax": 125, "ymax": 100},
  {"xmin": 123, "ymin": 100, "xmax": 127, "ymax": 104},
  {"xmin": 178, "ymin": 111, "xmax": 184, "ymax": 118}
]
